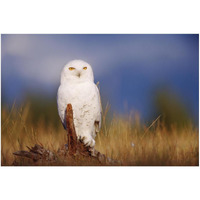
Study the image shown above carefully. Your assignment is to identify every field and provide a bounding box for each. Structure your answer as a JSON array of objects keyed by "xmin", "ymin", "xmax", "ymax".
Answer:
[{"xmin": 1, "ymin": 103, "xmax": 199, "ymax": 166}]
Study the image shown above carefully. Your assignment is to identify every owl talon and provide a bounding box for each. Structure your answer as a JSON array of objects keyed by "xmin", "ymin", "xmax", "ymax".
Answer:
[{"xmin": 80, "ymin": 136, "xmax": 95, "ymax": 148}]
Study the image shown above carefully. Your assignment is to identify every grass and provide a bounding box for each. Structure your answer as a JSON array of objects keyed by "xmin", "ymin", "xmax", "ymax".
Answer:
[{"xmin": 1, "ymin": 103, "xmax": 199, "ymax": 166}]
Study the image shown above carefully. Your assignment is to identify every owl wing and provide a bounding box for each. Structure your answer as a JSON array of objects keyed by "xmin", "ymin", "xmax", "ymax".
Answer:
[
  {"xmin": 57, "ymin": 85, "xmax": 67, "ymax": 129},
  {"xmin": 94, "ymin": 84, "xmax": 102, "ymax": 134}
]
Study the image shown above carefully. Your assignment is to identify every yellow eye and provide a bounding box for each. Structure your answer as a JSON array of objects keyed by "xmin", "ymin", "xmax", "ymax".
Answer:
[
  {"xmin": 83, "ymin": 67, "xmax": 87, "ymax": 70},
  {"xmin": 69, "ymin": 67, "xmax": 75, "ymax": 71}
]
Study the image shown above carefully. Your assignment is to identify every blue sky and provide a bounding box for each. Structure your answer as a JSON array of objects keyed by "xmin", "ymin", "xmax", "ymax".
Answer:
[{"xmin": 1, "ymin": 34, "xmax": 199, "ymax": 122}]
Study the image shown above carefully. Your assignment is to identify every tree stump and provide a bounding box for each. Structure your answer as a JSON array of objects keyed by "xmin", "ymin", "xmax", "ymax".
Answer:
[
  {"xmin": 13, "ymin": 104, "xmax": 120, "ymax": 166},
  {"xmin": 66, "ymin": 104, "xmax": 78, "ymax": 156}
]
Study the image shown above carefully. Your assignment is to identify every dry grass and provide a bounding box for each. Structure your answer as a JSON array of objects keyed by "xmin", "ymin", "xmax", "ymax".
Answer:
[{"xmin": 1, "ymin": 103, "xmax": 199, "ymax": 166}]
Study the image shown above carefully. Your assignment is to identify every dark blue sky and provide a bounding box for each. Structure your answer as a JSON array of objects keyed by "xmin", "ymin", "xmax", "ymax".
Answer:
[{"xmin": 1, "ymin": 34, "xmax": 199, "ymax": 122}]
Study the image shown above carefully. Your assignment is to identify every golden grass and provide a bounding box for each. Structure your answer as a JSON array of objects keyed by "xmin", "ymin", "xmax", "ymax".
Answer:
[{"xmin": 1, "ymin": 103, "xmax": 199, "ymax": 166}]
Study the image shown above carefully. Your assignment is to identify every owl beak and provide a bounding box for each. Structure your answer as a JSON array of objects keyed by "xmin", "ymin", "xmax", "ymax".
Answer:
[{"xmin": 77, "ymin": 72, "xmax": 81, "ymax": 78}]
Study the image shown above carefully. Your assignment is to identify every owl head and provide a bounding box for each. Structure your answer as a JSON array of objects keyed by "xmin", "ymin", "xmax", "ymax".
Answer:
[{"xmin": 61, "ymin": 60, "xmax": 94, "ymax": 84}]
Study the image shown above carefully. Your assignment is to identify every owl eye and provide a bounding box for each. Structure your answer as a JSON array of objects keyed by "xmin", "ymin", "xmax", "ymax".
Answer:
[
  {"xmin": 69, "ymin": 67, "xmax": 75, "ymax": 71},
  {"xmin": 83, "ymin": 67, "xmax": 87, "ymax": 70}
]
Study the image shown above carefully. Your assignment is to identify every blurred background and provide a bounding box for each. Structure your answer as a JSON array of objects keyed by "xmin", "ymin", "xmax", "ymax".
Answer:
[{"xmin": 1, "ymin": 34, "xmax": 199, "ymax": 127}]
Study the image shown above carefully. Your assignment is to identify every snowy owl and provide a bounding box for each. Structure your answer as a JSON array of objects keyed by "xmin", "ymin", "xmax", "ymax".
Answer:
[{"xmin": 57, "ymin": 60, "xmax": 102, "ymax": 148}]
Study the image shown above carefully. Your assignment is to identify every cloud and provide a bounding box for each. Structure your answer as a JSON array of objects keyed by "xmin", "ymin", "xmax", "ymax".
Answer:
[
  {"xmin": 2, "ymin": 34, "xmax": 35, "ymax": 57},
  {"xmin": 2, "ymin": 35, "xmax": 69, "ymax": 85}
]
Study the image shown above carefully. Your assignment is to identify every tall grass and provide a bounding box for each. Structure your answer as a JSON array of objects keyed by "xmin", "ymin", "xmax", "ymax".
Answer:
[{"xmin": 1, "ymin": 103, "xmax": 199, "ymax": 166}]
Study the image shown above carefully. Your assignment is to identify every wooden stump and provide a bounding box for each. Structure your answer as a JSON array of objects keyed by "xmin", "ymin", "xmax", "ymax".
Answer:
[
  {"xmin": 13, "ymin": 104, "xmax": 120, "ymax": 166},
  {"xmin": 66, "ymin": 104, "xmax": 77, "ymax": 156}
]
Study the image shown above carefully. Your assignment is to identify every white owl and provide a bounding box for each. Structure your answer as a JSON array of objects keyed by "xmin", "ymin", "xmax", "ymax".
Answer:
[{"xmin": 57, "ymin": 60, "xmax": 102, "ymax": 148}]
